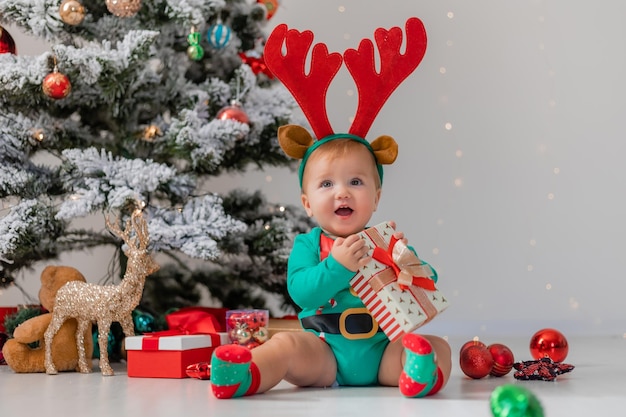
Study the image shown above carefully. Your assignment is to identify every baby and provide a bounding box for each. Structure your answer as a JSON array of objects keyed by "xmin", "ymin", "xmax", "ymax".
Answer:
[{"xmin": 209, "ymin": 133, "xmax": 451, "ymax": 398}]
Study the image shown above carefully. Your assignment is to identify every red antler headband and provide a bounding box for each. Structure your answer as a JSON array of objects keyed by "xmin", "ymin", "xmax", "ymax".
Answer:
[{"xmin": 264, "ymin": 17, "xmax": 427, "ymax": 187}]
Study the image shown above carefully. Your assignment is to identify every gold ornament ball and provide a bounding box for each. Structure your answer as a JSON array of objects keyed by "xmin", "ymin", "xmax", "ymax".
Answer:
[
  {"xmin": 59, "ymin": 0, "xmax": 86, "ymax": 26},
  {"xmin": 105, "ymin": 0, "xmax": 142, "ymax": 18}
]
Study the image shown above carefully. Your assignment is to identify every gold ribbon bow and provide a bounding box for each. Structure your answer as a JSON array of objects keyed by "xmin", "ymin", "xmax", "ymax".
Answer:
[{"xmin": 371, "ymin": 236, "xmax": 435, "ymax": 291}]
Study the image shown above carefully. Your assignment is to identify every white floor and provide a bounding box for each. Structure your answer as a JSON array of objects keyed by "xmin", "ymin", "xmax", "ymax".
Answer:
[{"xmin": 1, "ymin": 335, "xmax": 624, "ymax": 417}]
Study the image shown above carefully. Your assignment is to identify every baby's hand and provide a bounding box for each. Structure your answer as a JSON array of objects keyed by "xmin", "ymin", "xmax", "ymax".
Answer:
[
  {"xmin": 331, "ymin": 234, "xmax": 371, "ymax": 272},
  {"xmin": 389, "ymin": 221, "xmax": 408, "ymax": 245}
]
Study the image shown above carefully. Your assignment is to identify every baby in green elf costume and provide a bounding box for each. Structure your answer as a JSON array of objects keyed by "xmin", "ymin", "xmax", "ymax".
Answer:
[{"xmin": 209, "ymin": 17, "xmax": 451, "ymax": 399}]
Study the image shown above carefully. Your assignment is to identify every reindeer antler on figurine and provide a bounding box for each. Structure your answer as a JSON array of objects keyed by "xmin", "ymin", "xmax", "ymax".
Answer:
[
  {"xmin": 264, "ymin": 17, "xmax": 428, "ymax": 187},
  {"xmin": 44, "ymin": 209, "xmax": 159, "ymax": 376}
]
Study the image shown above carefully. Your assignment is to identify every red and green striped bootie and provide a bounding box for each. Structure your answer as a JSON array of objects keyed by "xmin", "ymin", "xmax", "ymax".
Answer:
[
  {"xmin": 399, "ymin": 333, "xmax": 444, "ymax": 398},
  {"xmin": 210, "ymin": 344, "xmax": 261, "ymax": 399}
]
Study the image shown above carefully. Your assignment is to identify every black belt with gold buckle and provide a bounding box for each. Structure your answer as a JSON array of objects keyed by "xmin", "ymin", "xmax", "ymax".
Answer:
[{"xmin": 300, "ymin": 308, "xmax": 381, "ymax": 340}]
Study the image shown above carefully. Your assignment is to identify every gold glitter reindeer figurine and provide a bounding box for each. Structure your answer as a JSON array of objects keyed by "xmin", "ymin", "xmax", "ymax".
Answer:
[{"xmin": 44, "ymin": 209, "xmax": 159, "ymax": 376}]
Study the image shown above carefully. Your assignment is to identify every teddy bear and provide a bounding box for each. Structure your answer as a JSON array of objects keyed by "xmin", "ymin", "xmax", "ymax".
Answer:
[{"xmin": 2, "ymin": 265, "xmax": 94, "ymax": 373}]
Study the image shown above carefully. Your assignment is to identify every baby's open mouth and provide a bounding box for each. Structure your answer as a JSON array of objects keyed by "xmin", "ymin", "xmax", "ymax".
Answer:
[{"xmin": 335, "ymin": 207, "xmax": 353, "ymax": 216}]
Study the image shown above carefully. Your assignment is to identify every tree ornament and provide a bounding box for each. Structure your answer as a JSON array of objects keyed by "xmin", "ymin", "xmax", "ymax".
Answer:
[
  {"xmin": 257, "ymin": 0, "xmax": 279, "ymax": 20},
  {"xmin": 529, "ymin": 328, "xmax": 569, "ymax": 362},
  {"xmin": 105, "ymin": 0, "xmax": 142, "ymax": 18},
  {"xmin": 140, "ymin": 124, "xmax": 162, "ymax": 142},
  {"xmin": 490, "ymin": 384, "xmax": 544, "ymax": 417},
  {"xmin": 207, "ymin": 19, "xmax": 231, "ymax": 49},
  {"xmin": 0, "ymin": 274, "xmax": 14, "ymax": 289},
  {"xmin": 30, "ymin": 128, "xmax": 46, "ymax": 143},
  {"xmin": 186, "ymin": 29, "xmax": 204, "ymax": 61},
  {"xmin": 217, "ymin": 100, "xmax": 249, "ymax": 124},
  {"xmin": 131, "ymin": 309, "xmax": 155, "ymax": 333},
  {"xmin": 42, "ymin": 65, "xmax": 72, "ymax": 100},
  {"xmin": 239, "ymin": 52, "xmax": 273, "ymax": 78},
  {"xmin": 459, "ymin": 344, "xmax": 493, "ymax": 379},
  {"xmin": 249, "ymin": 3, "xmax": 268, "ymax": 22},
  {"xmin": 0, "ymin": 25, "xmax": 17, "ymax": 55},
  {"xmin": 488, "ymin": 343, "xmax": 515, "ymax": 377},
  {"xmin": 59, "ymin": 0, "xmax": 86, "ymax": 26}
]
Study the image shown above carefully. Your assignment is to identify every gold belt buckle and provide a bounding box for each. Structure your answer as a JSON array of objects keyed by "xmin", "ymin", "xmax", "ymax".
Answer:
[{"xmin": 339, "ymin": 308, "xmax": 379, "ymax": 340}]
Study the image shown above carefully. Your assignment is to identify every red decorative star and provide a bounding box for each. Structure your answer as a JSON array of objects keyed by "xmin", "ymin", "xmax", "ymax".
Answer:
[{"xmin": 513, "ymin": 357, "xmax": 575, "ymax": 381}]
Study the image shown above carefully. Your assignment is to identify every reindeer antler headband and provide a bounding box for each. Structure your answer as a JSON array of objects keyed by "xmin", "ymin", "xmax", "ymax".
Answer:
[{"xmin": 264, "ymin": 17, "xmax": 428, "ymax": 187}]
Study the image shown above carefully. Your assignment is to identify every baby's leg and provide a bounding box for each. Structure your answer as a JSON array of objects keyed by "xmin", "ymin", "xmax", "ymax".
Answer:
[
  {"xmin": 422, "ymin": 334, "xmax": 451, "ymax": 390},
  {"xmin": 211, "ymin": 331, "xmax": 336, "ymax": 399},
  {"xmin": 378, "ymin": 334, "xmax": 451, "ymax": 397}
]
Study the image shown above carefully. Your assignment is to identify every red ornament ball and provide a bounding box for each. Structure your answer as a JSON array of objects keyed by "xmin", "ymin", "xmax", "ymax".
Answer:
[
  {"xmin": 529, "ymin": 328, "xmax": 568, "ymax": 363},
  {"xmin": 42, "ymin": 70, "xmax": 72, "ymax": 99},
  {"xmin": 460, "ymin": 339, "xmax": 486, "ymax": 354},
  {"xmin": 460, "ymin": 344, "xmax": 494, "ymax": 379},
  {"xmin": 0, "ymin": 26, "xmax": 17, "ymax": 55},
  {"xmin": 488, "ymin": 343, "xmax": 515, "ymax": 377},
  {"xmin": 217, "ymin": 102, "xmax": 249, "ymax": 124}
]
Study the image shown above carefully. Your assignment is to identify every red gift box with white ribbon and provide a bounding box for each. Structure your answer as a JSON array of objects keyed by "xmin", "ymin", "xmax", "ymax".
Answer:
[
  {"xmin": 349, "ymin": 222, "xmax": 449, "ymax": 342},
  {"xmin": 125, "ymin": 333, "xmax": 228, "ymax": 378},
  {"xmin": 125, "ymin": 307, "xmax": 229, "ymax": 378}
]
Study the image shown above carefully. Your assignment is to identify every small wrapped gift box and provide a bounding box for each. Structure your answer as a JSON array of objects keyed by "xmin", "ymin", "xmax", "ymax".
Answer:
[
  {"xmin": 350, "ymin": 222, "xmax": 449, "ymax": 342},
  {"xmin": 125, "ymin": 333, "xmax": 229, "ymax": 378}
]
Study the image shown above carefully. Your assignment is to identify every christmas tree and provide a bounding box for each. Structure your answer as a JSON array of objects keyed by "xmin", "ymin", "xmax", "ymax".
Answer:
[{"xmin": 0, "ymin": 0, "xmax": 311, "ymax": 316}]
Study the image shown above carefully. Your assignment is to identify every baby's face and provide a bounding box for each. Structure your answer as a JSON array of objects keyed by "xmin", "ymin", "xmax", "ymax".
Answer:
[{"xmin": 301, "ymin": 145, "xmax": 381, "ymax": 237}]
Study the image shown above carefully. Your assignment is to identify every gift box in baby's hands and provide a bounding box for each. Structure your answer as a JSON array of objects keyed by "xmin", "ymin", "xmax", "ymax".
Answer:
[
  {"xmin": 349, "ymin": 222, "xmax": 449, "ymax": 342},
  {"xmin": 125, "ymin": 333, "xmax": 229, "ymax": 378}
]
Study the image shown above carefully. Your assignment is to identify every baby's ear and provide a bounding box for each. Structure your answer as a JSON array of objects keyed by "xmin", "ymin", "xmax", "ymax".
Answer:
[
  {"xmin": 370, "ymin": 135, "xmax": 398, "ymax": 165},
  {"xmin": 278, "ymin": 125, "xmax": 315, "ymax": 160}
]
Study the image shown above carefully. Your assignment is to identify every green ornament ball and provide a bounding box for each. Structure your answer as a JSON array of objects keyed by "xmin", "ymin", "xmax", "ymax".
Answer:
[
  {"xmin": 187, "ymin": 44, "xmax": 204, "ymax": 61},
  {"xmin": 490, "ymin": 384, "xmax": 544, "ymax": 417},
  {"xmin": 132, "ymin": 309, "xmax": 155, "ymax": 333}
]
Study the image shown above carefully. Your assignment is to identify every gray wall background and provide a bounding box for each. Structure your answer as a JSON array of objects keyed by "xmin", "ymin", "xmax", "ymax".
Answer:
[{"xmin": 2, "ymin": 1, "xmax": 624, "ymax": 337}]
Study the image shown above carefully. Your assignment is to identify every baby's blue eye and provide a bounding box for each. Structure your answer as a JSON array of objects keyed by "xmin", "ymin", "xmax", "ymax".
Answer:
[
  {"xmin": 321, "ymin": 180, "xmax": 333, "ymax": 188},
  {"xmin": 350, "ymin": 178, "xmax": 363, "ymax": 186}
]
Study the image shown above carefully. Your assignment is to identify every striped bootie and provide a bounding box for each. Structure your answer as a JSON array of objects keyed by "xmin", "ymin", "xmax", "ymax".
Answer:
[
  {"xmin": 399, "ymin": 333, "xmax": 444, "ymax": 398},
  {"xmin": 210, "ymin": 344, "xmax": 261, "ymax": 399}
]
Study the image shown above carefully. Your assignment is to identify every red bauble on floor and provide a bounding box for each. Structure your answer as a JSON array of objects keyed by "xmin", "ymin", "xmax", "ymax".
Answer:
[
  {"xmin": 460, "ymin": 344, "xmax": 494, "ymax": 379},
  {"xmin": 488, "ymin": 343, "xmax": 515, "ymax": 377},
  {"xmin": 460, "ymin": 339, "xmax": 486, "ymax": 353},
  {"xmin": 529, "ymin": 328, "xmax": 569, "ymax": 363}
]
